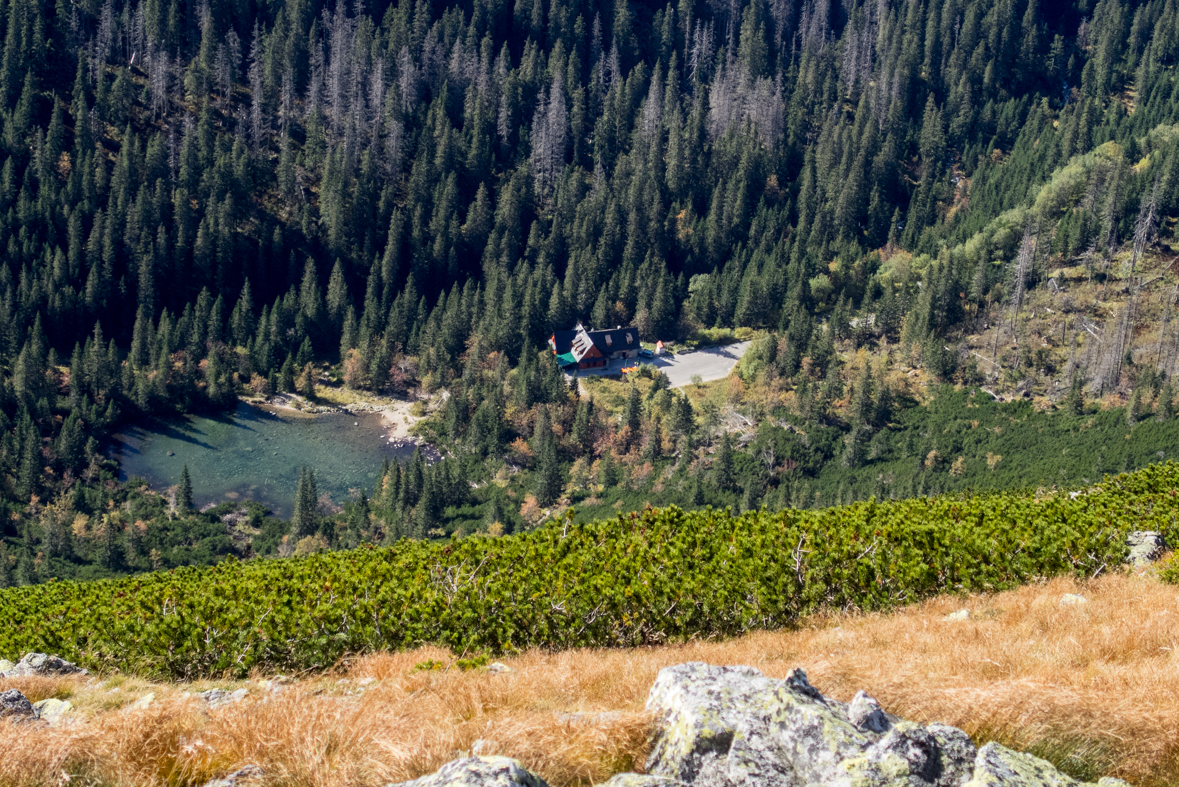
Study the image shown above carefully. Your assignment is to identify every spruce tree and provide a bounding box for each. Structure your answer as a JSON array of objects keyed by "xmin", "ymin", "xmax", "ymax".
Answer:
[
  {"xmin": 178, "ymin": 465, "xmax": 194, "ymax": 511},
  {"xmin": 571, "ymin": 397, "xmax": 593, "ymax": 454},
  {"xmin": 1067, "ymin": 374, "xmax": 1086, "ymax": 416},
  {"xmin": 713, "ymin": 432, "xmax": 736, "ymax": 491},
  {"xmin": 623, "ymin": 385, "xmax": 643, "ymax": 441},
  {"xmin": 529, "ymin": 406, "xmax": 559, "ymax": 505},
  {"xmin": 280, "ymin": 354, "xmax": 296, "ymax": 392},
  {"xmin": 1159, "ymin": 380, "xmax": 1176, "ymax": 421},
  {"xmin": 291, "ymin": 467, "xmax": 319, "ymax": 538}
]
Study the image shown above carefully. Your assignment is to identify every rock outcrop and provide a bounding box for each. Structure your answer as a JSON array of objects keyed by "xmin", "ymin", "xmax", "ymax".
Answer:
[
  {"xmin": 0, "ymin": 652, "xmax": 88, "ymax": 677},
  {"xmin": 398, "ymin": 663, "xmax": 1134, "ymax": 787},
  {"xmin": 634, "ymin": 663, "xmax": 1128, "ymax": 787}
]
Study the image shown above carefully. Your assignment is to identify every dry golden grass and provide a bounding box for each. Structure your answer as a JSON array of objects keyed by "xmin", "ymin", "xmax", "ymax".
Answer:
[{"xmin": 2, "ymin": 572, "xmax": 1178, "ymax": 787}]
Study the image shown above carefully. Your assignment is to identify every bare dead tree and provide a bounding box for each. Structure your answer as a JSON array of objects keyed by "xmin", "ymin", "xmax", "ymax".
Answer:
[
  {"xmin": 1093, "ymin": 181, "xmax": 1160, "ymax": 394},
  {"xmin": 246, "ymin": 22, "xmax": 266, "ymax": 149},
  {"xmin": 530, "ymin": 73, "xmax": 567, "ymax": 202},
  {"xmin": 1008, "ymin": 224, "xmax": 1037, "ymax": 345}
]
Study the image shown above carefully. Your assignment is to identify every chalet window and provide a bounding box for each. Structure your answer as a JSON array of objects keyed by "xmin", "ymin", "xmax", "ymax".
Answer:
[
  {"xmin": 605, "ymin": 334, "xmax": 613, "ymax": 346},
  {"xmin": 625, "ymin": 332, "xmax": 633, "ymax": 343}
]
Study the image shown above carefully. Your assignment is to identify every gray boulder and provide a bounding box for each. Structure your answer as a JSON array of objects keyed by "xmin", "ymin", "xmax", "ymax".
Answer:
[
  {"xmin": 964, "ymin": 743, "xmax": 1130, "ymax": 787},
  {"xmin": 765, "ymin": 669, "xmax": 874, "ymax": 785},
  {"xmin": 831, "ymin": 722, "xmax": 977, "ymax": 787},
  {"xmin": 638, "ymin": 664, "xmax": 1126, "ymax": 787},
  {"xmin": 926, "ymin": 724, "xmax": 980, "ymax": 787},
  {"xmin": 644, "ymin": 663, "xmax": 779, "ymax": 784},
  {"xmin": 32, "ymin": 698, "xmax": 74, "ymax": 725},
  {"xmin": 0, "ymin": 688, "xmax": 37, "ymax": 721},
  {"xmin": 965, "ymin": 741, "xmax": 1083, "ymax": 786},
  {"xmin": 387, "ymin": 757, "xmax": 549, "ymax": 787},
  {"xmin": 1, "ymin": 652, "xmax": 87, "ymax": 677},
  {"xmin": 721, "ymin": 712, "xmax": 800, "ymax": 787},
  {"xmin": 1126, "ymin": 532, "xmax": 1165, "ymax": 567}
]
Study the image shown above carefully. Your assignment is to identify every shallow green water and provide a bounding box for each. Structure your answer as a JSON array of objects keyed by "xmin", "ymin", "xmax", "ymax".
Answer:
[{"xmin": 109, "ymin": 403, "xmax": 413, "ymax": 516}]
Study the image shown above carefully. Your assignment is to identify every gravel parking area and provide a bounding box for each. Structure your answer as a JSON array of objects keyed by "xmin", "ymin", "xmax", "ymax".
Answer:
[{"xmin": 574, "ymin": 341, "xmax": 751, "ymax": 388}]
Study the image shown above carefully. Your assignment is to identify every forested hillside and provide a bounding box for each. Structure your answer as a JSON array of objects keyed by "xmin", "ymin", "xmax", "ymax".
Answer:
[{"xmin": 1, "ymin": 0, "xmax": 1178, "ymax": 583}]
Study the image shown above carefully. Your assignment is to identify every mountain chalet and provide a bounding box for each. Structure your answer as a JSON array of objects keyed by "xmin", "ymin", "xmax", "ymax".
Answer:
[{"xmin": 549, "ymin": 323, "xmax": 641, "ymax": 371}]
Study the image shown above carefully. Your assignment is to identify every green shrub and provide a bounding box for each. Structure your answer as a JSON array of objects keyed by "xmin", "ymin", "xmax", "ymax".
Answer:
[{"xmin": 2, "ymin": 463, "xmax": 1177, "ymax": 679}]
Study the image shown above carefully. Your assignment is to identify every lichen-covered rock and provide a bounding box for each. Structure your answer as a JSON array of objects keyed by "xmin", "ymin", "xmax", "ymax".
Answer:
[
  {"xmin": 765, "ymin": 669, "xmax": 872, "ymax": 785},
  {"xmin": 964, "ymin": 742, "xmax": 1087, "ymax": 787},
  {"xmin": 925, "ymin": 724, "xmax": 978, "ymax": 787},
  {"xmin": 0, "ymin": 689, "xmax": 37, "ymax": 721},
  {"xmin": 594, "ymin": 776, "xmax": 684, "ymax": 787},
  {"xmin": 32, "ymin": 698, "xmax": 74, "ymax": 725},
  {"xmin": 832, "ymin": 722, "xmax": 946, "ymax": 786},
  {"xmin": 387, "ymin": 757, "xmax": 549, "ymax": 787},
  {"xmin": 1, "ymin": 652, "xmax": 87, "ymax": 677},
  {"xmin": 1126, "ymin": 531, "xmax": 1165, "ymax": 566},
  {"xmin": 848, "ymin": 691, "xmax": 893, "ymax": 734},
  {"xmin": 641, "ymin": 664, "xmax": 1128, "ymax": 787},
  {"xmin": 644, "ymin": 663, "xmax": 779, "ymax": 784},
  {"xmin": 722, "ymin": 712, "xmax": 799, "ymax": 787}
]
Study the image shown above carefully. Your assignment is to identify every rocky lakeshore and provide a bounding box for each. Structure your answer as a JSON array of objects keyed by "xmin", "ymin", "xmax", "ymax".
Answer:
[{"xmin": 257, "ymin": 393, "xmax": 442, "ymax": 460}]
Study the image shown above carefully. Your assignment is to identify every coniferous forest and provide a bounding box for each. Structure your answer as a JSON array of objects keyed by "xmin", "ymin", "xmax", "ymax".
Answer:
[{"xmin": 2, "ymin": 0, "xmax": 1179, "ymax": 583}]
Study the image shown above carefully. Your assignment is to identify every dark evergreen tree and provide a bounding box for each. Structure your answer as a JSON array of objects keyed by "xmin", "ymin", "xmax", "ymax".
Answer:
[{"xmin": 178, "ymin": 465, "xmax": 194, "ymax": 511}]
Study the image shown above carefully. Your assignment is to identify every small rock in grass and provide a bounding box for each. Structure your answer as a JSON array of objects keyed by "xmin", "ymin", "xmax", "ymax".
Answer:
[
  {"xmin": 131, "ymin": 692, "xmax": 155, "ymax": 710},
  {"xmin": 200, "ymin": 764, "xmax": 264, "ymax": 787},
  {"xmin": 0, "ymin": 659, "xmax": 13, "ymax": 672},
  {"xmin": 385, "ymin": 756, "xmax": 548, "ymax": 787},
  {"xmin": 0, "ymin": 689, "xmax": 37, "ymax": 721},
  {"xmin": 1059, "ymin": 594, "xmax": 1088, "ymax": 606},
  {"xmin": 2, "ymin": 653, "xmax": 87, "ymax": 677},
  {"xmin": 200, "ymin": 689, "xmax": 231, "ymax": 705},
  {"xmin": 32, "ymin": 698, "xmax": 73, "ymax": 725},
  {"xmin": 486, "ymin": 662, "xmax": 511, "ymax": 674},
  {"xmin": 945, "ymin": 609, "xmax": 971, "ymax": 621}
]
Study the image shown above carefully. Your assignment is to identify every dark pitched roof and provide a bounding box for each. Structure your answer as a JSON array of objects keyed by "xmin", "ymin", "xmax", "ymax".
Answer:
[
  {"xmin": 550, "ymin": 329, "xmax": 578, "ymax": 354},
  {"xmin": 552, "ymin": 324, "xmax": 641, "ymax": 362},
  {"xmin": 588, "ymin": 326, "xmax": 640, "ymax": 353}
]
